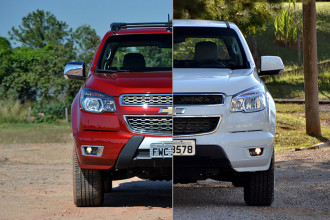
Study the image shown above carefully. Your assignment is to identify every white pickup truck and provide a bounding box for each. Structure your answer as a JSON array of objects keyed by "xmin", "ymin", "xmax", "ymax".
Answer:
[{"xmin": 173, "ymin": 20, "xmax": 284, "ymax": 206}]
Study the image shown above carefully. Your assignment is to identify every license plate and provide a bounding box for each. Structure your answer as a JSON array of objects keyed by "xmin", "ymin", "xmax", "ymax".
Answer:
[
  {"xmin": 173, "ymin": 140, "xmax": 195, "ymax": 156},
  {"xmin": 150, "ymin": 142, "xmax": 172, "ymax": 158}
]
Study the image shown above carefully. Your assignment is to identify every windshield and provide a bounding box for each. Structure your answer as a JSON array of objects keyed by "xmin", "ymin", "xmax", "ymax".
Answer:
[
  {"xmin": 97, "ymin": 34, "xmax": 172, "ymax": 72},
  {"xmin": 174, "ymin": 27, "xmax": 249, "ymax": 69}
]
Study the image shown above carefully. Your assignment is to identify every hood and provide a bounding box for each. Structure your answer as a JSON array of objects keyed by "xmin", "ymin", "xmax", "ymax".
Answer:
[
  {"xmin": 173, "ymin": 68, "xmax": 261, "ymax": 96},
  {"xmin": 86, "ymin": 71, "xmax": 172, "ymax": 96}
]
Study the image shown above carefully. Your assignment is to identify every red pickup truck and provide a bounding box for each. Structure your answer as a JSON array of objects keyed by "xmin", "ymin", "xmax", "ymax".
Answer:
[{"xmin": 64, "ymin": 22, "xmax": 172, "ymax": 207}]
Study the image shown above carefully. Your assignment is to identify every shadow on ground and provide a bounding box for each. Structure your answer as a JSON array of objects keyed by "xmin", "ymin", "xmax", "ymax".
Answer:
[{"xmin": 103, "ymin": 180, "xmax": 172, "ymax": 208}]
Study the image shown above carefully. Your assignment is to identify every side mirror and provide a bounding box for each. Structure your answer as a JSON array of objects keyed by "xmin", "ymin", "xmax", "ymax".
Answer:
[
  {"xmin": 259, "ymin": 56, "xmax": 284, "ymax": 76},
  {"xmin": 64, "ymin": 62, "xmax": 86, "ymax": 80}
]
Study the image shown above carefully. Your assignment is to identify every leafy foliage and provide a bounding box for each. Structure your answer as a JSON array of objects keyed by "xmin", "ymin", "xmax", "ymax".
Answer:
[
  {"xmin": 33, "ymin": 101, "xmax": 67, "ymax": 123},
  {"xmin": 0, "ymin": 37, "xmax": 13, "ymax": 84},
  {"xmin": 72, "ymin": 24, "xmax": 101, "ymax": 68},
  {"xmin": 274, "ymin": 0, "xmax": 302, "ymax": 48},
  {"xmin": 174, "ymin": 0, "xmax": 283, "ymax": 35},
  {"xmin": 8, "ymin": 9, "xmax": 72, "ymax": 48},
  {"xmin": 0, "ymin": 10, "xmax": 100, "ymax": 110}
]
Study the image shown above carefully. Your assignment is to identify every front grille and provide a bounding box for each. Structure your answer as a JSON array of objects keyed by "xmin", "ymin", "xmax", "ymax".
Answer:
[
  {"xmin": 121, "ymin": 94, "xmax": 172, "ymax": 106},
  {"xmin": 173, "ymin": 117, "xmax": 220, "ymax": 135},
  {"xmin": 174, "ymin": 94, "xmax": 224, "ymax": 105},
  {"xmin": 125, "ymin": 116, "xmax": 172, "ymax": 134}
]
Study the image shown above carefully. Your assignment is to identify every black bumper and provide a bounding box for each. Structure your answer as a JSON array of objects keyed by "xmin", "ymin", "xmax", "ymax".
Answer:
[
  {"xmin": 174, "ymin": 145, "xmax": 235, "ymax": 181},
  {"xmin": 115, "ymin": 135, "xmax": 172, "ymax": 170}
]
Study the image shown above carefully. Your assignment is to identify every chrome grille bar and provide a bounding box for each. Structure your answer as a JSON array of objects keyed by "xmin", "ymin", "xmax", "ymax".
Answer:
[
  {"xmin": 124, "ymin": 115, "xmax": 172, "ymax": 135},
  {"xmin": 120, "ymin": 94, "xmax": 172, "ymax": 106}
]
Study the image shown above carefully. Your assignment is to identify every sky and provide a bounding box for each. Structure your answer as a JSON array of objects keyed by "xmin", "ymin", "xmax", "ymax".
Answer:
[{"xmin": 0, "ymin": 0, "xmax": 172, "ymax": 45}]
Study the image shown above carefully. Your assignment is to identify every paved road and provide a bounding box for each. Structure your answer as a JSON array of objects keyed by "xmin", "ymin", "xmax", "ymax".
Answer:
[{"xmin": 174, "ymin": 147, "xmax": 330, "ymax": 219}]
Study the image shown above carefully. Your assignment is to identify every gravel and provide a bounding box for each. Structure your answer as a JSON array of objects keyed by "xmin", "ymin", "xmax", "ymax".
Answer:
[{"xmin": 174, "ymin": 147, "xmax": 330, "ymax": 220}]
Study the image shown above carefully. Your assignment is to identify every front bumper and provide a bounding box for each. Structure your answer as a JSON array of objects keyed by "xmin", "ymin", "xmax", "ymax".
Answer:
[
  {"xmin": 74, "ymin": 131, "xmax": 172, "ymax": 170},
  {"xmin": 174, "ymin": 131, "xmax": 274, "ymax": 172}
]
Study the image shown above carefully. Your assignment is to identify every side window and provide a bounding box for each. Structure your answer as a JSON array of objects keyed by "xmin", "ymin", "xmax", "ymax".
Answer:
[
  {"xmin": 229, "ymin": 37, "xmax": 243, "ymax": 66},
  {"xmin": 217, "ymin": 43, "xmax": 230, "ymax": 60},
  {"xmin": 100, "ymin": 44, "xmax": 112, "ymax": 70}
]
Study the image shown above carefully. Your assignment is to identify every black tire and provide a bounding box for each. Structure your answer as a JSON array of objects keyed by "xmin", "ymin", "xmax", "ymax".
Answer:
[
  {"xmin": 73, "ymin": 149, "xmax": 104, "ymax": 207},
  {"xmin": 244, "ymin": 153, "xmax": 274, "ymax": 206}
]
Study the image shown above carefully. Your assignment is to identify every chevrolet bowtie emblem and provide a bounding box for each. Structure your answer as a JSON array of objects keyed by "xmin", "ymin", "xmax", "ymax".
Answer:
[{"xmin": 158, "ymin": 107, "xmax": 186, "ymax": 116}]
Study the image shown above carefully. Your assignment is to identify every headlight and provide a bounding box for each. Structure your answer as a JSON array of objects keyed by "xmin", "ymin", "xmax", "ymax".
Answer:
[
  {"xmin": 231, "ymin": 87, "xmax": 266, "ymax": 112},
  {"xmin": 80, "ymin": 88, "xmax": 116, "ymax": 113}
]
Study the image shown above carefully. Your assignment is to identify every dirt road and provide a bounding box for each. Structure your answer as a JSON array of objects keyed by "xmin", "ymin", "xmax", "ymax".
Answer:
[
  {"xmin": 174, "ymin": 147, "xmax": 330, "ymax": 219},
  {"xmin": 1, "ymin": 143, "xmax": 329, "ymax": 219},
  {"xmin": 0, "ymin": 143, "xmax": 172, "ymax": 220}
]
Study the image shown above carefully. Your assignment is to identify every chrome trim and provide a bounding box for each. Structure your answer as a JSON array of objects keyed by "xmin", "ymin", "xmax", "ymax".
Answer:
[
  {"xmin": 158, "ymin": 106, "xmax": 186, "ymax": 115},
  {"xmin": 173, "ymin": 114, "xmax": 221, "ymax": 118},
  {"xmin": 173, "ymin": 93, "xmax": 226, "ymax": 106},
  {"xmin": 120, "ymin": 93, "xmax": 172, "ymax": 106},
  {"xmin": 124, "ymin": 115, "xmax": 172, "ymax": 135},
  {"xmin": 136, "ymin": 137, "xmax": 172, "ymax": 159},
  {"xmin": 230, "ymin": 86, "xmax": 266, "ymax": 113},
  {"xmin": 64, "ymin": 62, "xmax": 85, "ymax": 80},
  {"xmin": 81, "ymin": 145, "xmax": 104, "ymax": 157},
  {"xmin": 138, "ymin": 137, "xmax": 172, "ymax": 149},
  {"xmin": 173, "ymin": 115, "xmax": 222, "ymax": 137}
]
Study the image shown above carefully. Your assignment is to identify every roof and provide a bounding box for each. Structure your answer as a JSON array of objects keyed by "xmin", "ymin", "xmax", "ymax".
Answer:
[
  {"xmin": 107, "ymin": 22, "xmax": 172, "ymax": 36},
  {"xmin": 173, "ymin": 19, "xmax": 236, "ymax": 28}
]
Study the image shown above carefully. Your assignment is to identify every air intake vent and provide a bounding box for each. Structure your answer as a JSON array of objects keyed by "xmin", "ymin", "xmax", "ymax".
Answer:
[
  {"xmin": 125, "ymin": 115, "xmax": 172, "ymax": 135},
  {"xmin": 174, "ymin": 94, "xmax": 224, "ymax": 105},
  {"xmin": 173, "ymin": 117, "xmax": 220, "ymax": 135}
]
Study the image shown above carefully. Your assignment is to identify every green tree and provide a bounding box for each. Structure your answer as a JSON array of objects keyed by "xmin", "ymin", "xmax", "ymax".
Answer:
[
  {"xmin": 2, "ymin": 10, "xmax": 100, "ymax": 105},
  {"xmin": 174, "ymin": 0, "xmax": 283, "ymax": 35},
  {"xmin": 174, "ymin": 0, "xmax": 209, "ymax": 20},
  {"xmin": 8, "ymin": 9, "xmax": 72, "ymax": 48},
  {"xmin": 1, "ymin": 44, "xmax": 75, "ymax": 102},
  {"xmin": 0, "ymin": 37, "xmax": 13, "ymax": 84},
  {"xmin": 73, "ymin": 25, "xmax": 100, "ymax": 66}
]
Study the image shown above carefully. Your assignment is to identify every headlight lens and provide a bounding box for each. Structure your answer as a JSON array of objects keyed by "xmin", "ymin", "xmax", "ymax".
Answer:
[
  {"xmin": 80, "ymin": 88, "xmax": 116, "ymax": 113},
  {"xmin": 231, "ymin": 87, "xmax": 266, "ymax": 112}
]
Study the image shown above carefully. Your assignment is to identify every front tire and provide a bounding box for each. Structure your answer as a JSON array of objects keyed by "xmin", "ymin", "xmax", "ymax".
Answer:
[
  {"xmin": 244, "ymin": 153, "xmax": 274, "ymax": 206},
  {"xmin": 73, "ymin": 149, "xmax": 104, "ymax": 207}
]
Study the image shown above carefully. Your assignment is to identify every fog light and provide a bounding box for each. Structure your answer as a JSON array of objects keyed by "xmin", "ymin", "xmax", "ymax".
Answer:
[
  {"xmin": 81, "ymin": 145, "xmax": 104, "ymax": 157},
  {"xmin": 249, "ymin": 147, "xmax": 264, "ymax": 156},
  {"xmin": 86, "ymin": 147, "xmax": 92, "ymax": 154}
]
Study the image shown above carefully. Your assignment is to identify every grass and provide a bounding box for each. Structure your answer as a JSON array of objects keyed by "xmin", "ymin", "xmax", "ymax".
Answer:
[
  {"xmin": 0, "ymin": 123, "xmax": 72, "ymax": 145},
  {"xmin": 0, "ymin": 100, "xmax": 30, "ymax": 123},
  {"xmin": 264, "ymin": 70, "xmax": 330, "ymax": 100},
  {"xmin": 275, "ymin": 103, "xmax": 330, "ymax": 152},
  {"xmin": 246, "ymin": 2, "xmax": 330, "ymax": 68},
  {"xmin": 0, "ymin": 104, "xmax": 328, "ymax": 153}
]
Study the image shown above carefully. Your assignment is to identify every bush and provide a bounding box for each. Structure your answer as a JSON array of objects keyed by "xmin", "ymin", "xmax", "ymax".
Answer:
[
  {"xmin": 0, "ymin": 100, "xmax": 29, "ymax": 123},
  {"xmin": 32, "ymin": 102, "xmax": 67, "ymax": 123},
  {"xmin": 274, "ymin": 0, "xmax": 302, "ymax": 48}
]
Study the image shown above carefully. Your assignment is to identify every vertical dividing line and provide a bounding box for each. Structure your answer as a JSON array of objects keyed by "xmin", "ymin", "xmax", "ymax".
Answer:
[{"xmin": 171, "ymin": 11, "xmax": 174, "ymax": 215}]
